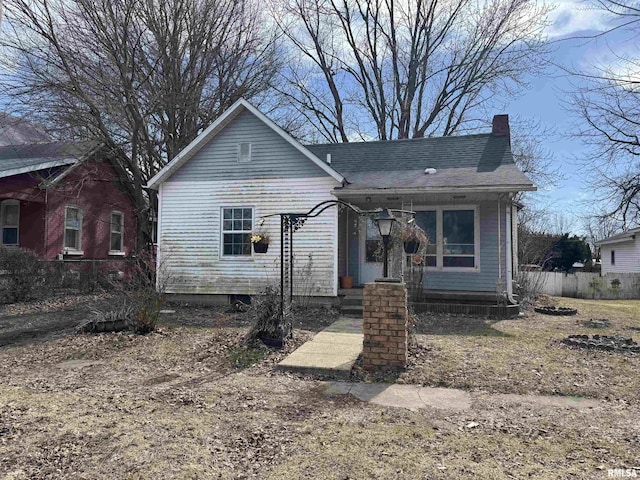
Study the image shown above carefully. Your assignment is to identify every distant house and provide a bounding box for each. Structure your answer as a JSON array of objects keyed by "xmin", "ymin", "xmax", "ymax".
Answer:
[
  {"xmin": 0, "ymin": 115, "xmax": 137, "ymax": 261},
  {"xmin": 595, "ymin": 227, "xmax": 640, "ymax": 274},
  {"xmin": 147, "ymin": 99, "xmax": 535, "ymax": 304}
]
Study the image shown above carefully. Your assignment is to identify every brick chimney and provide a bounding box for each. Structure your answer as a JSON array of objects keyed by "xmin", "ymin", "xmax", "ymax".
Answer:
[{"xmin": 492, "ymin": 114, "xmax": 510, "ymax": 140}]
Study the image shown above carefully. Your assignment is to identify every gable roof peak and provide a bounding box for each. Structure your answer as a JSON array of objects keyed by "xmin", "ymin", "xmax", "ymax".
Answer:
[{"xmin": 146, "ymin": 99, "xmax": 344, "ymax": 189}]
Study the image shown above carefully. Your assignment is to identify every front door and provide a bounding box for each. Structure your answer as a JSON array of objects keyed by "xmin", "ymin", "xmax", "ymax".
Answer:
[{"xmin": 359, "ymin": 218, "xmax": 383, "ymax": 284}]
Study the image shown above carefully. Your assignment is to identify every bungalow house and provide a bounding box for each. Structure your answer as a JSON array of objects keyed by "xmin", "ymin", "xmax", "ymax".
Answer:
[
  {"xmin": 0, "ymin": 117, "xmax": 137, "ymax": 261},
  {"xmin": 147, "ymin": 99, "xmax": 535, "ymax": 304},
  {"xmin": 595, "ymin": 227, "xmax": 640, "ymax": 274}
]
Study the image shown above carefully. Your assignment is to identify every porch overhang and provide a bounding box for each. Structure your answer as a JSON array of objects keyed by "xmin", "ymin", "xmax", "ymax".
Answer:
[{"xmin": 334, "ymin": 185, "xmax": 536, "ymax": 198}]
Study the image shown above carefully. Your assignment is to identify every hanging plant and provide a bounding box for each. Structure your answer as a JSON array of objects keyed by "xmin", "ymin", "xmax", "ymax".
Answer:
[
  {"xmin": 251, "ymin": 219, "xmax": 270, "ymax": 253},
  {"xmin": 399, "ymin": 224, "xmax": 428, "ymax": 254}
]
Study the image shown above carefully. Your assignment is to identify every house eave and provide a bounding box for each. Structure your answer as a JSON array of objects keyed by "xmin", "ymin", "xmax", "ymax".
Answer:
[
  {"xmin": 0, "ymin": 158, "xmax": 77, "ymax": 180},
  {"xmin": 595, "ymin": 235, "xmax": 636, "ymax": 247},
  {"xmin": 333, "ymin": 185, "xmax": 537, "ymax": 196}
]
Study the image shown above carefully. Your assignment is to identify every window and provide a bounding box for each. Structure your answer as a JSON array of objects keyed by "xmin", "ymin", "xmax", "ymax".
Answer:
[
  {"xmin": 611, "ymin": 250, "xmax": 615, "ymax": 265},
  {"xmin": 221, "ymin": 207, "xmax": 253, "ymax": 256},
  {"xmin": 443, "ymin": 209, "xmax": 475, "ymax": 268},
  {"xmin": 414, "ymin": 211, "xmax": 436, "ymax": 267},
  {"xmin": 238, "ymin": 142, "xmax": 251, "ymax": 163},
  {"xmin": 1, "ymin": 200, "xmax": 19, "ymax": 245},
  {"xmin": 64, "ymin": 206, "xmax": 82, "ymax": 251},
  {"xmin": 365, "ymin": 218, "xmax": 383, "ymax": 262},
  {"xmin": 110, "ymin": 212, "xmax": 124, "ymax": 252},
  {"xmin": 413, "ymin": 206, "xmax": 479, "ymax": 270}
]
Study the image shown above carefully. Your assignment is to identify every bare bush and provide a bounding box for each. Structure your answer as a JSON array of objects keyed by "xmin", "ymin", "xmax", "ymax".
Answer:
[{"xmin": 0, "ymin": 247, "xmax": 42, "ymax": 303}]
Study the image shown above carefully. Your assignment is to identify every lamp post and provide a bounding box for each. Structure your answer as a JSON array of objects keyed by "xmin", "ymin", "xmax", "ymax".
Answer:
[{"xmin": 376, "ymin": 208, "xmax": 396, "ymax": 278}]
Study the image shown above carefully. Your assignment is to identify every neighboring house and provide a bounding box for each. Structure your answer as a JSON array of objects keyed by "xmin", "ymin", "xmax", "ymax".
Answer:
[
  {"xmin": 148, "ymin": 99, "xmax": 535, "ymax": 303},
  {"xmin": 0, "ymin": 122, "xmax": 137, "ymax": 260},
  {"xmin": 595, "ymin": 227, "xmax": 640, "ymax": 274}
]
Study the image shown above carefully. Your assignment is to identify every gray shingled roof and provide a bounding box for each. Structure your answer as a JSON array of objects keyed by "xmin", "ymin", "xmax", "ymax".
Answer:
[
  {"xmin": 305, "ymin": 134, "xmax": 534, "ymax": 191},
  {"xmin": 0, "ymin": 141, "xmax": 96, "ymax": 178}
]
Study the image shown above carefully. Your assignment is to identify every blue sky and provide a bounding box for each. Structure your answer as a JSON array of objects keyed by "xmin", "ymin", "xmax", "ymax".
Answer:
[{"xmin": 507, "ymin": 1, "xmax": 636, "ymax": 234}]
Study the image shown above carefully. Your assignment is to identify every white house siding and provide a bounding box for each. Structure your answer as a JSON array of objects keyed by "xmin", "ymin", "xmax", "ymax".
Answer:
[
  {"xmin": 600, "ymin": 239, "xmax": 640, "ymax": 274},
  {"xmin": 160, "ymin": 177, "xmax": 339, "ymax": 296},
  {"xmin": 157, "ymin": 108, "xmax": 341, "ymax": 297}
]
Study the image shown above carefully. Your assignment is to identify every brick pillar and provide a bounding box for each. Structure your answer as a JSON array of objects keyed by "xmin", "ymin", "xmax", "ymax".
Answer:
[{"xmin": 362, "ymin": 279, "xmax": 408, "ymax": 370}]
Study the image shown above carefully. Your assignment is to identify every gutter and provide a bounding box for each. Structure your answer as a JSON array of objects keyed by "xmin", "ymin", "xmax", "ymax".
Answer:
[
  {"xmin": 595, "ymin": 235, "xmax": 636, "ymax": 247},
  {"xmin": 334, "ymin": 185, "xmax": 537, "ymax": 196}
]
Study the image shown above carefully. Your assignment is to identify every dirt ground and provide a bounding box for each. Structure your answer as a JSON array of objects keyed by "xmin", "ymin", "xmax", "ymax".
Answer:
[{"xmin": 1, "ymin": 295, "xmax": 639, "ymax": 479}]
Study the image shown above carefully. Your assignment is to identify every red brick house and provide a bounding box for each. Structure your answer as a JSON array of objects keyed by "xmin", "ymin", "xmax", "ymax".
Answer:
[{"xmin": 0, "ymin": 140, "xmax": 137, "ymax": 261}]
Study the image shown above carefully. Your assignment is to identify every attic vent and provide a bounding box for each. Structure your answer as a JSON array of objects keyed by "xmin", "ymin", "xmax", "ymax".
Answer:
[
  {"xmin": 238, "ymin": 142, "xmax": 251, "ymax": 163},
  {"xmin": 424, "ymin": 168, "xmax": 437, "ymax": 175}
]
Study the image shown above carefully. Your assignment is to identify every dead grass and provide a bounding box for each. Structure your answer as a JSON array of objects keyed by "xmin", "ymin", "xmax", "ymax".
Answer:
[
  {"xmin": 403, "ymin": 298, "xmax": 640, "ymax": 402},
  {"xmin": 1, "ymin": 298, "xmax": 639, "ymax": 479}
]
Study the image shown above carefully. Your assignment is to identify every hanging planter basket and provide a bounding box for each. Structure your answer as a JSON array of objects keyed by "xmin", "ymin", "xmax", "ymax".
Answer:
[
  {"xmin": 404, "ymin": 240, "xmax": 421, "ymax": 254},
  {"xmin": 253, "ymin": 242, "xmax": 269, "ymax": 254}
]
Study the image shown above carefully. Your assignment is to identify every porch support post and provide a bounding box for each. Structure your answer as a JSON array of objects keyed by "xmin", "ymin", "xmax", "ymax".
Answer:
[{"xmin": 280, "ymin": 214, "xmax": 284, "ymax": 317}]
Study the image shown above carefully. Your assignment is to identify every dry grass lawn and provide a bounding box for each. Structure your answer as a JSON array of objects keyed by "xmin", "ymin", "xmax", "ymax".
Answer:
[{"xmin": 0, "ymin": 297, "xmax": 639, "ymax": 479}]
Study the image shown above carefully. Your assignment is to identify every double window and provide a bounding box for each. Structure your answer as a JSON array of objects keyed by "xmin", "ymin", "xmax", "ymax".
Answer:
[
  {"xmin": 413, "ymin": 207, "xmax": 479, "ymax": 270},
  {"xmin": 221, "ymin": 207, "xmax": 253, "ymax": 257},
  {"xmin": 1, "ymin": 200, "xmax": 19, "ymax": 246}
]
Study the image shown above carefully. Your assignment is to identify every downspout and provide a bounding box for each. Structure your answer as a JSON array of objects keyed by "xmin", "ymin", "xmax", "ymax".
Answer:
[
  {"xmin": 505, "ymin": 196, "xmax": 518, "ymax": 305},
  {"xmin": 497, "ymin": 196, "xmax": 502, "ymax": 282}
]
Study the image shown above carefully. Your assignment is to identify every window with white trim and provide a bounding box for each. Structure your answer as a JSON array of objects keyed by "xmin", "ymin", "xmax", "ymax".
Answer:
[
  {"xmin": 110, "ymin": 211, "xmax": 124, "ymax": 252},
  {"xmin": 443, "ymin": 209, "xmax": 475, "ymax": 268},
  {"xmin": 1, "ymin": 200, "xmax": 19, "ymax": 246},
  {"xmin": 238, "ymin": 142, "xmax": 251, "ymax": 163},
  {"xmin": 64, "ymin": 206, "xmax": 82, "ymax": 251},
  {"xmin": 412, "ymin": 206, "xmax": 479, "ymax": 270},
  {"xmin": 221, "ymin": 207, "xmax": 253, "ymax": 256}
]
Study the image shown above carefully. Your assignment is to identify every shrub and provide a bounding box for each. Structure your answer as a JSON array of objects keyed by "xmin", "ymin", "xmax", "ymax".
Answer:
[
  {"xmin": 0, "ymin": 247, "xmax": 43, "ymax": 303},
  {"xmin": 129, "ymin": 291, "xmax": 161, "ymax": 335},
  {"xmin": 245, "ymin": 285, "xmax": 292, "ymax": 344}
]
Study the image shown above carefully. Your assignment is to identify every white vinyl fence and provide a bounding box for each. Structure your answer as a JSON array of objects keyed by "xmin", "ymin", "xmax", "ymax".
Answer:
[{"xmin": 519, "ymin": 271, "xmax": 640, "ymax": 300}]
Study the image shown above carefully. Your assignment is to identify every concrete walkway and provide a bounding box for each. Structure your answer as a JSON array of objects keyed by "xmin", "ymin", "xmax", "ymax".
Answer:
[
  {"xmin": 322, "ymin": 382, "xmax": 601, "ymax": 412},
  {"xmin": 277, "ymin": 317, "xmax": 363, "ymax": 377}
]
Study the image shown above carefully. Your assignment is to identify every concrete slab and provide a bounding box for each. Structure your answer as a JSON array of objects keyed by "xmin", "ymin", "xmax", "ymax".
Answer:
[
  {"xmin": 277, "ymin": 317, "xmax": 363, "ymax": 377},
  {"xmin": 322, "ymin": 317, "xmax": 363, "ymax": 334},
  {"xmin": 323, "ymin": 382, "xmax": 473, "ymax": 412},
  {"xmin": 321, "ymin": 382, "xmax": 601, "ymax": 412}
]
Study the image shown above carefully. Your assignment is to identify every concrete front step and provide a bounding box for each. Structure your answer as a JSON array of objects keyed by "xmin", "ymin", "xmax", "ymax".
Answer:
[
  {"xmin": 341, "ymin": 297, "xmax": 363, "ymax": 306},
  {"xmin": 277, "ymin": 317, "xmax": 363, "ymax": 378},
  {"xmin": 341, "ymin": 306, "xmax": 363, "ymax": 317}
]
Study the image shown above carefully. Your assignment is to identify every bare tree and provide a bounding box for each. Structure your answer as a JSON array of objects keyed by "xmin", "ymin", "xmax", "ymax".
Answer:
[
  {"xmin": 0, "ymin": 0, "xmax": 279, "ymax": 246},
  {"xmin": 567, "ymin": 0, "xmax": 640, "ymax": 227},
  {"xmin": 271, "ymin": 0, "xmax": 551, "ymax": 142}
]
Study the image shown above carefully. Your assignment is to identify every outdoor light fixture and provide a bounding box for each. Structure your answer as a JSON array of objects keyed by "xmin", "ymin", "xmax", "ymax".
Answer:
[{"xmin": 376, "ymin": 208, "xmax": 396, "ymax": 277}]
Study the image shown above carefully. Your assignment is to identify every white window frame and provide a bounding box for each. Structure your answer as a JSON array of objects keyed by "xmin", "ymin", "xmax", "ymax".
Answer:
[
  {"xmin": 220, "ymin": 206, "xmax": 254, "ymax": 259},
  {"xmin": 409, "ymin": 205, "xmax": 480, "ymax": 272},
  {"xmin": 1, "ymin": 199, "xmax": 20, "ymax": 246},
  {"xmin": 63, "ymin": 205, "xmax": 83, "ymax": 254},
  {"xmin": 109, "ymin": 211, "xmax": 125, "ymax": 255},
  {"xmin": 237, "ymin": 142, "xmax": 252, "ymax": 163}
]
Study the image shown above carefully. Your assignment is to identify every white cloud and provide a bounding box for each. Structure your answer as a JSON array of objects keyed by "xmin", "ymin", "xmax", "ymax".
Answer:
[{"xmin": 545, "ymin": 0, "xmax": 615, "ymax": 38}]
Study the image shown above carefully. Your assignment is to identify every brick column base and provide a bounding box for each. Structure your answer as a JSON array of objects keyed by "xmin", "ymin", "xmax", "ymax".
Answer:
[{"xmin": 362, "ymin": 279, "xmax": 408, "ymax": 370}]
